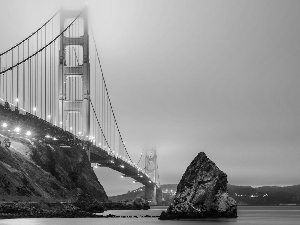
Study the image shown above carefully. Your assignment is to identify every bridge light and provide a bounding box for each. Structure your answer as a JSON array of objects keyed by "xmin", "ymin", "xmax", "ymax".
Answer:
[
  {"xmin": 15, "ymin": 98, "xmax": 19, "ymax": 102},
  {"xmin": 70, "ymin": 127, "xmax": 73, "ymax": 130},
  {"xmin": 120, "ymin": 165, "xmax": 124, "ymax": 168},
  {"xmin": 140, "ymin": 175, "xmax": 143, "ymax": 178},
  {"xmin": 121, "ymin": 175, "xmax": 124, "ymax": 178},
  {"xmin": 149, "ymin": 181, "xmax": 151, "ymax": 183},
  {"xmin": 26, "ymin": 131, "xmax": 31, "ymax": 136},
  {"xmin": 60, "ymin": 121, "xmax": 63, "ymax": 124},
  {"xmin": 33, "ymin": 107, "xmax": 37, "ymax": 111},
  {"xmin": 2, "ymin": 122, "xmax": 7, "ymax": 128},
  {"xmin": 45, "ymin": 135, "xmax": 51, "ymax": 138},
  {"xmin": 53, "ymin": 137, "xmax": 57, "ymax": 140},
  {"xmin": 14, "ymin": 127, "xmax": 20, "ymax": 132},
  {"xmin": 47, "ymin": 115, "xmax": 51, "ymax": 119},
  {"xmin": 133, "ymin": 181, "xmax": 136, "ymax": 183}
]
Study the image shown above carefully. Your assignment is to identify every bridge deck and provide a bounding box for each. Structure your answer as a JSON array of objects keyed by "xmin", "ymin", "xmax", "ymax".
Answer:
[{"xmin": 0, "ymin": 100, "xmax": 154, "ymax": 186}]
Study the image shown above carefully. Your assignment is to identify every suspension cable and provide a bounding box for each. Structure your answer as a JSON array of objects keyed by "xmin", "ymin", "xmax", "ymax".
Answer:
[
  {"xmin": 90, "ymin": 99, "xmax": 110, "ymax": 150},
  {"xmin": 90, "ymin": 24, "xmax": 134, "ymax": 163},
  {"xmin": 0, "ymin": 12, "xmax": 81, "ymax": 75},
  {"xmin": 0, "ymin": 10, "xmax": 60, "ymax": 57}
]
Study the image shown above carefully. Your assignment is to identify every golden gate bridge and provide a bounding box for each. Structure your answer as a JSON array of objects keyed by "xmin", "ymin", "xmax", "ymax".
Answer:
[{"xmin": 0, "ymin": 6, "xmax": 162, "ymax": 204}]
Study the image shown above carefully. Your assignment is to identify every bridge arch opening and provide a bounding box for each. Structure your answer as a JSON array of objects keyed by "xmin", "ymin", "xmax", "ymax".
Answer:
[{"xmin": 65, "ymin": 45, "xmax": 83, "ymax": 66}]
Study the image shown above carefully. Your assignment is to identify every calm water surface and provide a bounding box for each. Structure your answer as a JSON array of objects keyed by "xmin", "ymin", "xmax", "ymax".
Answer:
[{"xmin": 1, "ymin": 206, "xmax": 300, "ymax": 225}]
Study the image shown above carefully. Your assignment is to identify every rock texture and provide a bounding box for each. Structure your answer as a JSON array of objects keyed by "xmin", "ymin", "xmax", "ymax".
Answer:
[
  {"xmin": 0, "ymin": 134, "xmax": 108, "ymax": 203},
  {"xmin": 0, "ymin": 202, "xmax": 99, "ymax": 219},
  {"xmin": 104, "ymin": 197, "xmax": 150, "ymax": 210},
  {"xmin": 159, "ymin": 152, "xmax": 237, "ymax": 220}
]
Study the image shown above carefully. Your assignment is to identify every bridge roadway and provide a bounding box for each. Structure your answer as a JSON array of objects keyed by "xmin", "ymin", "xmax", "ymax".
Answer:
[
  {"xmin": 90, "ymin": 146, "xmax": 153, "ymax": 185},
  {"xmin": 0, "ymin": 99, "xmax": 155, "ymax": 187}
]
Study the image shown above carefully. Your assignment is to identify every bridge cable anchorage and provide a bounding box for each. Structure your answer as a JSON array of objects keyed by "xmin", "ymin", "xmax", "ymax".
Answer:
[
  {"xmin": 0, "ymin": 11, "xmax": 82, "ymax": 75},
  {"xmin": 90, "ymin": 24, "xmax": 134, "ymax": 164},
  {"xmin": 0, "ymin": 10, "xmax": 60, "ymax": 57}
]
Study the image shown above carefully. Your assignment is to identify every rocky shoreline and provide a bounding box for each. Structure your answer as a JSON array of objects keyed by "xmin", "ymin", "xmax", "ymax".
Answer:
[
  {"xmin": 0, "ymin": 202, "xmax": 98, "ymax": 219},
  {"xmin": 0, "ymin": 198, "xmax": 150, "ymax": 219}
]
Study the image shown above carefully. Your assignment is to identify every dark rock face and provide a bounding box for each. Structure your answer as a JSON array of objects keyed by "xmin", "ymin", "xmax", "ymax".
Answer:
[
  {"xmin": 0, "ymin": 202, "xmax": 98, "ymax": 219},
  {"xmin": 159, "ymin": 152, "xmax": 237, "ymax": 220},
  {"xmin": 0, "ymin": 103, "xmax": 107, "ymax": 204},
  {"xmin": 0, "ymin": 134, "xmax": 108, "ymax": 203},
  {"xmin": 104, "ymin": 197, "xmax": 150, "ymax": 210}
]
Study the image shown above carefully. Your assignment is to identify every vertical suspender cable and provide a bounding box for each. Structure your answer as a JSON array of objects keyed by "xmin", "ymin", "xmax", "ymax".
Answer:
[
  {"xmin": 50, "ymin": 24, "xmax": 52, "ymax": 123},
  {"xmin": 73, "ymin": 20, "xmax": 77, "ymax": 139},
  {"xmin": 28, "ymin": 39, "xmax": 30, "ymax": 112},
  {"xmin": 68, "ymin": 27, "xmax": 71, "ymax": 131},
  {"xmin": 0, "ymin": 56, "xmax": 1, "ymax": 99},
  {"xmin": 94, "ymin": 37, "xmax": 96, "ymax": 144},
  {"xmin": 60, "ymin": 27, "xmax": 63, "ymax": 127},
  {"xmin": 29, "ymin": 50, "xmax": 31, "ymax": 111},
  {"xmin": 6, "ymin": 53, "xmax": 7, "ymax": 101},
  {"xmin": 36, "ymin": 32, "xmax": 38, "ymax": 115},
  {"xmin": 11, "ymin": 49, "xmax": 13, "ymax": 103},
  {"xmin": 44, "ymin": 25, "xmax": 47, "ymax": 120},
  {"xmin": 39, "ymin": 30, "xmax": 42, "ymax": 118},
  {"xmin": 23, "ymin": 41, "xmax": 25, "ymax": 109},
  {"xmin": 17, "ymin": 46, "xmax": 19, "ymax": 107},
  {"xmin": 53, "ymin": 35, "xmax": 56, "ymax": 125}
]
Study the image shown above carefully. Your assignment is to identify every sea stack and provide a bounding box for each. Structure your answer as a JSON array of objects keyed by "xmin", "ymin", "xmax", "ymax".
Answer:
[{"xmin": 159, "ymin": 152, "xmax": 237, "ymax": 220}]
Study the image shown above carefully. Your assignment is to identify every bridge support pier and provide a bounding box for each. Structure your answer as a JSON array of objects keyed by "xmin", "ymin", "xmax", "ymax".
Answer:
[{"xmin": 145, "ymin": 185, "xmax": 162, "ymax": 205}]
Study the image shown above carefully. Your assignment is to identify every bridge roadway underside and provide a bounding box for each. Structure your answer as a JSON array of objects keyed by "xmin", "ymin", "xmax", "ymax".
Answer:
[
  {"xmin": 90, "ymin": 146, "xmax": 153, "ymax": 186},
  {"xmin": 0, "ymin": 101, "xmax": 160, "ymax": 202}
]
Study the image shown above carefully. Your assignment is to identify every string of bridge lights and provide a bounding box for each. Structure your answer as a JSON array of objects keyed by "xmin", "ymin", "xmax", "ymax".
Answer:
[
  {"xmin": 1, "ymin": 117, "xmax": 153, "ymax": 183},
  {"xmin": 0, "ymin": 8, "xmax": 158, "ymax": 186},
  {"xmin": 1, "ymin": 120, "xmax": 153, "ymax": 183}
]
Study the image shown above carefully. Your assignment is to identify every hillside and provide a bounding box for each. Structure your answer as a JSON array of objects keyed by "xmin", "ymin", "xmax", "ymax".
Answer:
[
  {"xmin": 0, "ymin": 102, "xmax": 108, "ymax": 203},
  {"xmin": 109, "ymin": 184, "xmax": 300, "ymax": 206},
  {"xmin": 0, "ymin": 130, "xmax": 107, "ymax": 202},
  {"xmin": 227, "ymin": 184, "xmax": 300, "ymax": 205}
]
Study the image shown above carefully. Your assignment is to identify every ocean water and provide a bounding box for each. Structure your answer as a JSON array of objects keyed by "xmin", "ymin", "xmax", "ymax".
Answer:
[{"xmin": 1, "ymin": 206, "xmax": 300, "ymax": 225}]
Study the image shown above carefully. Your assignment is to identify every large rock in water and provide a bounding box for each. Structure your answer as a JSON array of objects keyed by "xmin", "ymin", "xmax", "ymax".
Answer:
[{"xmin": 159, "ymin": 152, "xmax": 237, "ymax": 220}]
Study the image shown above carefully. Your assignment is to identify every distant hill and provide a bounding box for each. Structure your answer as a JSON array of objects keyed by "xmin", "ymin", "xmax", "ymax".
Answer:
[
  {"xmin": 109, "ymin": 184, "xmax": 300, "ymax": 206},
  {"xmin": 227, "ymin": 184, "xmax": 300, "ymax": 205}
]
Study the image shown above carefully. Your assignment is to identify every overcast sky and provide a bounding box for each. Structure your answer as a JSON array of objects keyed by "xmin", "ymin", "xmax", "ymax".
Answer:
[{"xmin": 1, "ymin": 0, "xmax": 299, "ymax": 196}]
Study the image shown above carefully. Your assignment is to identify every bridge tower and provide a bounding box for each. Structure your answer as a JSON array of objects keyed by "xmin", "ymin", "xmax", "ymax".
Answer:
[
  {"xmin": 144, "ymin": 149, "xmax": 162, "ymax": 205},
  {"xmin": 58, "ymin": 7, "xmax": 90, "ymax": 158}
]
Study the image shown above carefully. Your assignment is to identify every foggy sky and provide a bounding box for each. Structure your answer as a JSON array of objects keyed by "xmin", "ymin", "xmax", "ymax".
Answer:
[{"xmin": 1, "ymin": 0, "xmax": 299, "ymax": 196}]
